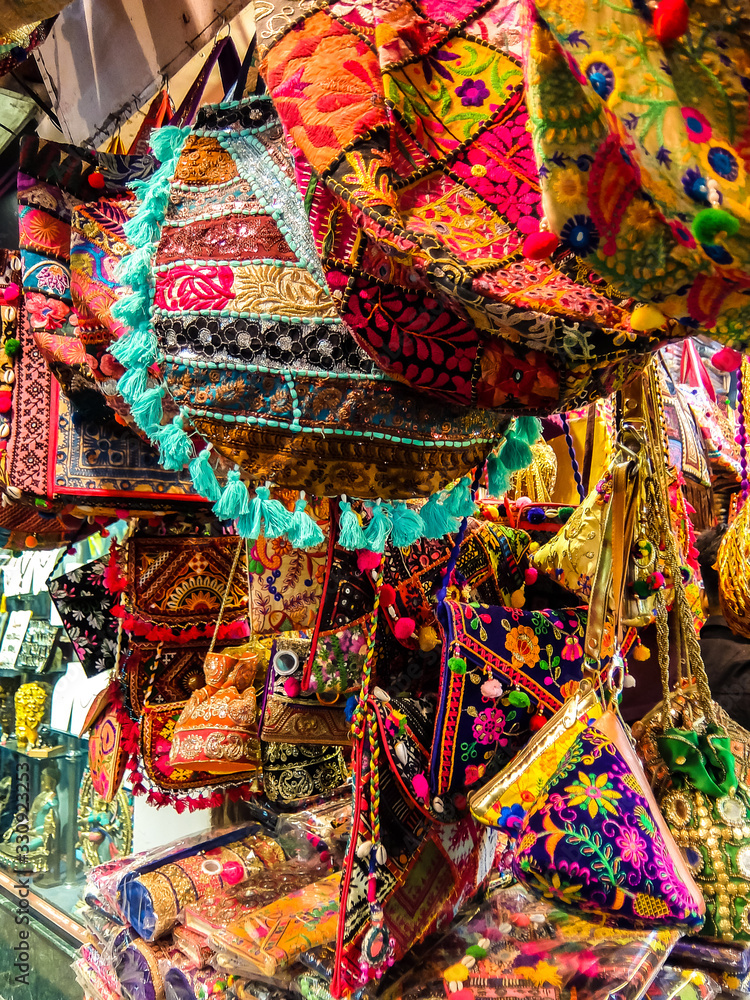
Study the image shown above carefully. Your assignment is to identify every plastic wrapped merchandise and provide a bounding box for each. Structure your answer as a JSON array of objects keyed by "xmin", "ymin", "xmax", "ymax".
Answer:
[
  {"xmin": 645, "ymin": 966, "xmax": 720, "ymax": 1000},
  {"xmin": 182, "ymin": 859, "xmax": 325, "ymax": 942},
  {"xmin": 116, "ymin": 828, "xmax": 284, "ymax": 941},
  {"xmin": 114, "ymin": 938, "xmax": 184, "ymax": 1000},
  {"xmin": 274, "ymin": 797, "xmax": 351, "ymax": 870},
  {"xmin": 164, "ymin": 967, "xmax": 237, "ymax": 1000},
  {"xmin": 389, "ymin": 885, "xmax": 680, "ymax": 1000},
  {"xmin": 85, "ymin": 824, "xmax": 276, "ymax": 921},
  {"xmin": 211, "ymin": 871, "xmax": 341, "ymax": 976},
  {"xmin": 672, "ymin": 939, "xmax": 750, "ymax": 974}
]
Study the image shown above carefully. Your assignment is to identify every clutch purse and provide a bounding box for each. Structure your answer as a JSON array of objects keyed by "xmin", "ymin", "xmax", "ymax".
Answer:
[{"xmin": 468, "ymin": 678, "xmax": 602, "ymax": 828}]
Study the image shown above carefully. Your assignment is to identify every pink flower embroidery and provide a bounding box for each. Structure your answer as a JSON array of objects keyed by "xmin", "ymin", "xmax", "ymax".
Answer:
[
  {"xmin": 472, "ymin": 707, "xmax": 505, "ymax": 745},
  {"xmin": 616, "ymin": 826, "xmax": 647, "ymax": 867},
  {"xmin": 154, "ymin": 264, "xmax": 235, "ymax": 311}
]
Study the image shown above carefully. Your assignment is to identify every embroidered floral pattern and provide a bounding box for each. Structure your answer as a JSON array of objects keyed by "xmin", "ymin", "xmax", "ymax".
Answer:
[{"xmin": 513, "ymin": 725, "xmax": 704, "ymax": 928}]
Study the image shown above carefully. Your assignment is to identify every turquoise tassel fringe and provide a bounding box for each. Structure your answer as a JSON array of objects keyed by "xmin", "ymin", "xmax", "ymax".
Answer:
[
  {"xmin": 420, "ymin": 494, "xmax": 457, "ymax": 539},
  {"xmin": 237, "ymin": 496, "xmax": 262, "ymax": 540},
  {"xmin": 256, "ymin": 486, "xmax": 293, "ymax": 539},
  {"xmin": 110, "ymin": 126, "xmax": 191, "ymax": 461},
  {"xmin": 444, "ymin": 477, "xmax": 476, "ymax": 519},
  {"xmin": 117, "ymin": 366, "xmax": 148, "ymax": 404},
  {"xmin": 189, "ymin": 448, "xmax": 222, "ymax": 502},
  {"xmin": 390, "ymin": 502, "xmax": 423, "ymax": 548},
  {"xmin": 157, "ymin": 415, "xmax": 194, "ymax": 471},
  {"xmin": 515, "ymin": 416, "xmax": 541, "ymax": 445},
  {"xmin": 286, "ymin": 496, "xmax": 325, "ymax": 549},
  {"xmin": 486, "ymin": 451, "xmax": 512, "ymax": 496},
  {"xmin": 213, "ymin": 469, "xmax": 250, "ymax": 521},
  {"xmin": 498, "ymin": 435, "xmax": 534, "ymax": 472},
  {"xmin": 362, "ymin": 503, "xmax": 391, "ymax": 553},
  {"xmin": 338, "ymin": 500, "xmax": 366, "ymax": 551},
  {"xmin": 130, "ymin": 384, "xmax": 165, "ymax": 439}
]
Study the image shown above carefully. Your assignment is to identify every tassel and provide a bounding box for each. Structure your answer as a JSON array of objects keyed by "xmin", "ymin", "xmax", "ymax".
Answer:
[
  {"xmin": 286, "ymin": 493, "xmax": 325, "ymax": 548},
  {"xmin": 129, "ymin": 383, "xmax": 165, "ymax": 438},
  {"xmin": 115, "ymin": 244, "xmax": 152, "ymax": 288},
  {"xmin": 444, "ymin": 477, "xmax": 476, "ymax": 519},
  {"xmin": 390, "ymin": 502, "xmax": 423, "ymax": 548},
  {"xmin": 514, "ymin": 416, "xmax": 541, "ymax": 446},
  {"xmin": 486, "ymin": 451, "xmax": 511, "ymax": 496},
  {"xmin": 110, "ymin": 326, "xmax": 156, "ymax": 369},
  {"xmin": 157, "ymin": 414, "xmax": 193, "ymax": 470},
  {"xmin": 189, "ymin": 447, "xmax": 222, "ymax": 502},
  {"xmin": 256, "ymin": 485, "xmax": 293, "ymax": 539},
  {"xmin": 110, "ymin": 288, "xmax": 151, "ymax": 330},
  {"xmin": 498, "ymin": 435, "xmax": 533, "ymax": 472},
  {"xmin": 420, "ymin": 493, "xmax": 457, "ymax": 539},
  {"xmin": 117, "ymin": 365, "xmax": 148, "ymax": 404},
  {"xmin": 150, "ymin": 125, "xmax": 192, "ymax": 164},
  {"xmin": 213, "ymin": 468, "xmax": 250, "ymax": 520},
  {"xmin": 338, "ymin": 498, "xmax": 366, "ymax": 550},
  {"xmin": 237, "ymin": 493, "xmax": 263, "ymax": 539},
  {"xmin": 362, "ymin": 502, "xmax": 391, "ymax": 553}
]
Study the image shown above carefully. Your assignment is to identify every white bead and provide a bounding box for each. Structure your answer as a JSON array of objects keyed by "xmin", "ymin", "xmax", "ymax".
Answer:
[
  {"xmin": 498, "ymin": 922, "xmax": 512, "ymax": 934},
  {"xmin": 433, "ymin": 796, "xmax": 444, "ymax": 813},
  {"xmin": 395, "ymin": 741, "xmax": 408, "ymax": 765},
  {"xmin": 448, "ymin": 983, "xmax": 460, "ymax": 993},
  {"xmin": 461, "ymin": 955, "xmax": 476, "ymax": 969},
  {"xmin": 530, "ymin": 914, "xmax": 546, "ymax": 924},
  {"xmin": 478, "ymin": 937, "xmax": 490, "ymax": 949},
  {"xmin": 373, "ymin": 686, "xmax": 390, "ymax": 702},
  {"xmin": 375, "ymin": 844, "xmax": 387, "ymax": 864}
]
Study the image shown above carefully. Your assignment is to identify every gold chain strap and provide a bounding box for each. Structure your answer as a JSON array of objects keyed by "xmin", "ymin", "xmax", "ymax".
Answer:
[{"xmin": 644, "ymin": 362, "xmax": 715, "ymax": 724}]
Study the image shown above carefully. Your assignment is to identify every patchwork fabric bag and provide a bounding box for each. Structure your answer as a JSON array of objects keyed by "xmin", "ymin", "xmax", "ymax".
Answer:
[
  {"xmin": 109, "ymin": 91, "xmax": 505, "ymax": 501},
  {"xmin": 10, "ymin": 137, "xmax": 202, "ymax": 513},
  {"xmin": 257, "ymin": 0, "xmax": 684, "ymax": 417},
  {"xmin": 524, "ymin": 1, "xmax": 750, "ymax": 345}
]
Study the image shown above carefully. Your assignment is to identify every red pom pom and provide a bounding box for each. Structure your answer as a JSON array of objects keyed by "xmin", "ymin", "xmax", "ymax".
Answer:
[
  {"xmin": 394, "ymin": 616, "xmax": 416, "ymax": 640},
  {"xmin": 0, "ymin": 390, "xmax": 12, "ymax": 414},
  {"xmin": 712, "ymin": 346, "xmax": 742, "ymax": 373},
  {"xmin": 3, "ymin": 283, "xmax": 20, "ymax": 303},
  {"xmin": 88, "ymin": 170, "xmax": 106, "ymax": 190},
  {"xmin": 530, "ymin": 713, "xmax": 546, "ymax": 732},
  {"xmin": 523, "ymin": 231, "xmax": 559, "ymax": 260},
  {"xmin": 357, "ymin": 549, "xmax": 381, "ymax": 572},
  {"xmin": 0, "ymin": 440, "xmax": 7, "ymax": 453},
  {"xmin": 524, "ymin": 567, "xmax": 538, "ymax": 586},
  {"xmin": 379, "ymin": 584, "xmax": 397, "ymax": 608},
  {"xmin": 653, "ymin": 0, "xmax": 689, "ymax": 44}
]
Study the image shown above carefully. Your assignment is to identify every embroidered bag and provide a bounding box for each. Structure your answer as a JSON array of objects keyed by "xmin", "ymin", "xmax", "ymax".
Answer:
[
  {"xmin": 432, "ymin": 599, "xmax": 600, "ymax": 795},
  {"xmin": 10, "ymin": 137, "xmax": 202, "ymax": 513},
  {"xmin": 170, "ymin": 651, "xmax": 261, "ymax": 775},
  {"xmin": 258, "ymin": 0, "xmax": 682, "ymax": 417},
  {"xmin": 81, "ymin": 681, "xmax": 130, "ymax": 803},
  {"xmin": 524, "ymin": 1, "xmax": 750, "ymax": 344},
  {"xmin": 512, "ymin": 705, "xmax": 705, "ymax": 929},
  {"xmin": 48, "ymin": 556, "xmax": 124, "ymax": 676},
  {"xmin": 110, "ymin": 86, "xmax": 504, "ymax": 500},
  {"xmin": 468, "ymin": 678, "xmax": 603, "ymax": 829}
]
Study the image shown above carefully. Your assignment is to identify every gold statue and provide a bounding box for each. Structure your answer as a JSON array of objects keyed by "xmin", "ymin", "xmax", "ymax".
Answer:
[
  {"xmin": 15, "ymin": 682, "xmax": 48, "ymax": 750},
  {"xmin": 0, "ymin": 765, "xmax": 60, "ymax": 874}
]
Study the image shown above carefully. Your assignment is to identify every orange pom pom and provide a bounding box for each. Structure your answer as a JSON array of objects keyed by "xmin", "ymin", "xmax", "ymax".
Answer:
[
  {"xmin": 633, "ymin": 641, "xmax": 651, "ymax": 661},
  {"xmin": 25, "ymin": 535, "xmax": 38, "ymax": 548}
]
